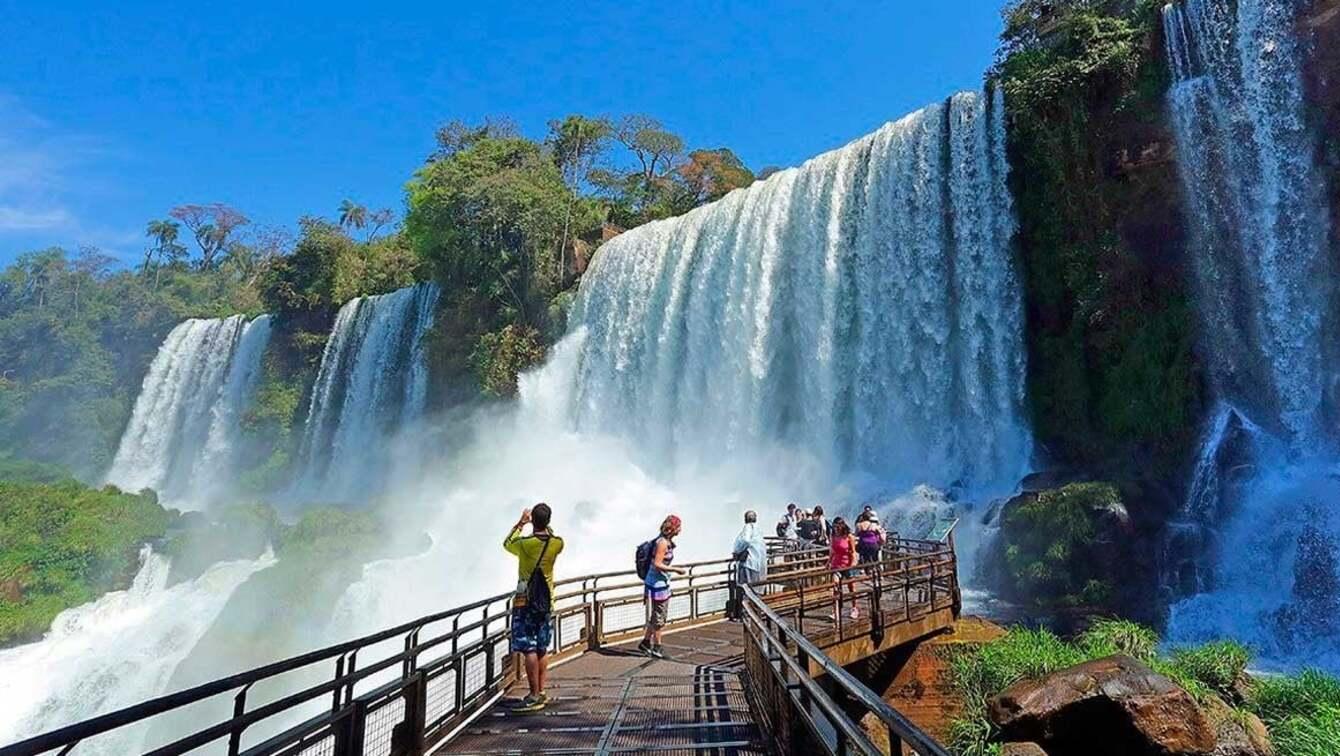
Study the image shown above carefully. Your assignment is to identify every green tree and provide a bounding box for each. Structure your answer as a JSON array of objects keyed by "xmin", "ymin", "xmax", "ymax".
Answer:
[{"xmin": 547, "ymin": 115, "xmax": 613, "ymax": 283}]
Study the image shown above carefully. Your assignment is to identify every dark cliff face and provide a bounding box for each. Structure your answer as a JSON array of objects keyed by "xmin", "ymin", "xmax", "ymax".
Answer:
[{"xmin": 1000, "ymin": 2, "xmax": 1203, "ymax": 484}]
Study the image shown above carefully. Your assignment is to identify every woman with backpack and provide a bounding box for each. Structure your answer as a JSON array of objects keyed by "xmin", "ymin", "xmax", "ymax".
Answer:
[
  {"xmin": 638, "ymin": 515, "xmax": 685, "ymax": 658},
  {"xmin": 855, "ymin": 510, "xmax": 885, "ymax": 564},
  {"xmin": 828, "ymin": 517, "xmax": 859, "ymax": 620}
]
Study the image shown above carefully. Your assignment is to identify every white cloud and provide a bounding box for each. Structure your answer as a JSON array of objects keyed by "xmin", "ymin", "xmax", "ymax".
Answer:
[
  {"xmin": 0, "ymin": 94, "xmax": 134, "ymax": 257},
  {"xmin": 0, "ymin": 206, "xmax": 73, "ymax": 231}
]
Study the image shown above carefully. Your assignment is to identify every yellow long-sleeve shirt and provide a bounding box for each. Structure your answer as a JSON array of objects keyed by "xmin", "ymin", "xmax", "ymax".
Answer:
[{"xmin": 504, "ymin": 526, "xmax": 564, "ymax": 607}]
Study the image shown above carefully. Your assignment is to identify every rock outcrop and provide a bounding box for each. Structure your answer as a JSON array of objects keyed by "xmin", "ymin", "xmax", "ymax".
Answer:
[{"xmin": 989, "ymin": 654, "xmax": 1216, "ymax": 755}]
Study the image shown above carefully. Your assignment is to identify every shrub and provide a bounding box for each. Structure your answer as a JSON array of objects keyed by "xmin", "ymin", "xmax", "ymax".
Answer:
[
  {"xmin": 1077, "ymin": 618, "xmax": 1159, "ymax": 662},
  {"xmin": 1168, "ymin": 640, "xmax": 1252, "ymax": 698},
  {"xmin": 999, "ymin": 482, "xmax": 1121, "ymax": 606}
]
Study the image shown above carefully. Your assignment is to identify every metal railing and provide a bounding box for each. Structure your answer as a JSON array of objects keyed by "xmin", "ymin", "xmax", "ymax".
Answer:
[
  {"xmin": 740, "ymin": 541, "xmax": 959, "ymax": 756},
  {"xmin": 3, "ymin": 536, "xmax": 957, "ymax": 756},
  {"xmin": 1, "ymin": 557, "xmax": 737, "ymax": 756}
]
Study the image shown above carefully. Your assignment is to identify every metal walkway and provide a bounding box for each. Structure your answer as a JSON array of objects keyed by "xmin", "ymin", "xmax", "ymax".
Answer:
[
  {"xmin": 442, "ymin": 623, "xmax": 765, "ymax": 755},
  {"xmin": 1, "ymin": 535, "xmax": 959, "ymax": 756}
]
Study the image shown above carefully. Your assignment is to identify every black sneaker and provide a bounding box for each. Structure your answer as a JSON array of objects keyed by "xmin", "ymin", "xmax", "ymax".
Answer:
[
  {"xmin": 650, "ymin": 644, "xmax": 666, "ymax": 659},
  {"xmin": 636, "ymin": 640, "xmax": 653, "ymax": 656}
]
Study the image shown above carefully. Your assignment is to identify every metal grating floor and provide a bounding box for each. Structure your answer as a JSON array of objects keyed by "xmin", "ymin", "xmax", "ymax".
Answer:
[{"xmin": 440, "ymin": 622, "xmax": 769, "ymax": 755}]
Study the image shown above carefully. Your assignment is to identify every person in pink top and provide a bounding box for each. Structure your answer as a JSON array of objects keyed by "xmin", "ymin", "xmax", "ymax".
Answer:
[{"xmin": 828, "ymin": 517, "xmax": 859, "ymax": 620}]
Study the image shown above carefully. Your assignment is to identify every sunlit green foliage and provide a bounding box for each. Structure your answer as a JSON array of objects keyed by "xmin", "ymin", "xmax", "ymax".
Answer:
[
  {"xmin": 0, "ymin": 479, "xmax": 173, "ymax": 645},
  {"xmin": 0, "ymin": 248, "xmax": 262, "ymax": 477},
  {"xmin": 949, "ymin": 622, "xmax": 1339, "ymax": 756},
  {"xmin": 474, "ymin": 324, "xmax": 547, "ymax": 398},
  {"xmin": 1077, "ymin": 617, "xmax": 1160, "ymax": 662},
  {"xmin": 1250, "ymin": 671, "xmax": 1340, "ymax": 756}
]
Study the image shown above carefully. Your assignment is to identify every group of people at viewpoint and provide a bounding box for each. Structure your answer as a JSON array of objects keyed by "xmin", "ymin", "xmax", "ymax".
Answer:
[{"xmin": 501, "ymin": 501, "xmax": 890, "ymax": 712}]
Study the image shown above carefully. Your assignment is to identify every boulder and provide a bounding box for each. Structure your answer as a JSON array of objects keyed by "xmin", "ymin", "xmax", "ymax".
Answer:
[
  {"xmin": 1002, "ymin": 743, "xmax": 1048, "ymax": 756},
  {"xmin": 989, "ymin": 654, "xmax": 1216, "ymax": 755},
  {"xmin": 1203, "ymin": 694, "xmax": 1273, "ymax": 756}
]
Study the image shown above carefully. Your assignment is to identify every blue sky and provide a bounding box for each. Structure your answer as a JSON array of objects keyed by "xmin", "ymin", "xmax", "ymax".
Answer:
[{"xmin": 0, "ymin": 1, "xmax": 1006, "ymax": 266}]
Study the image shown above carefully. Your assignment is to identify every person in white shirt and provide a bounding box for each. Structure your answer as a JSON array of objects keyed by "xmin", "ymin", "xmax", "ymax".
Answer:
[
  {"xmin": 730, "ymin": 510, "xmax": 767, "ymax": 619},
  {"xmin": 733, "ymin": 510, "xmax": 767, "ymax": 584}
]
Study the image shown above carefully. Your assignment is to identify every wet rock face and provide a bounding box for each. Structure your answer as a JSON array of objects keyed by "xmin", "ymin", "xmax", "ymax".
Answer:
[
  {"xmin": 989, "ymin": 654, "xmax": 1216, "ymax": 756},
  {"xmin": 1272, "ymin": 519, "xmax": 1340, "ymax": 645}
]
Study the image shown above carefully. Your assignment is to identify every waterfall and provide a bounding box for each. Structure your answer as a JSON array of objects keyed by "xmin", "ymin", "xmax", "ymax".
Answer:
[
  {"xmin": 105, "ymin": 315, "xmax": 273, "ymax": 509},
  {"xmin": 568, "ymin": 89, "xmax": 1030, "ymax": 494},
  {"xmin": 0, "ymin": 547, "xmax": 274, "ymax": 754},
  {"xmin": 293, "ymin": 283, "xmax": 440, "ymax": 502},
  {"xmin": 1164, "ymin": 0, "xmax": 1340, "ymax": 669},
  {"xmin": 1163, "ymin": 0, "xmax": 1333, "ymax": 439}
]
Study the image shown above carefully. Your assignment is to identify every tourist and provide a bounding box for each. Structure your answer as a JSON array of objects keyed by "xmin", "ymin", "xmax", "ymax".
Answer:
[
  {"xmin": 796, "ymin": 508, "xmax": 821, "ymax": 543},
  {"xmin": 855, "ymin": 510, "xmax": 885, "ymax": 564},
  {"xmin": 812, "ymin": 505, "xmax": 831, "ymax": 545},
  {"xmin": 639, "ymin": 515, "xmax": 685, "ymax": 658},
  {"xmin": 730, "ymin": 510, "xmax": 767, "ymax": 619},
  {"xmin": 829, "ymin": 517, "xmax": 859, "ymax": 620},
  {"xmin": 503, "ymin": 503, "xmax": 564, "ymax": 712},
  {"xmin": 783, "ymin": 502, "xmax": 801, "ymax": 539},
  {"xmin": 775, "ymin": 517, "xmax": 789, "ymax": 539}
]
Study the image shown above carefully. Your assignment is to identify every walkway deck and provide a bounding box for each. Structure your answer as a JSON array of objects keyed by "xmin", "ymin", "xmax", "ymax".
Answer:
[
  {"xmin": 1, "ymin": 536, "xmax": 960, "ymax": 756},
  {"xmin": 442, "ymin": 624, "xmax": 765, "ymax": 755}
]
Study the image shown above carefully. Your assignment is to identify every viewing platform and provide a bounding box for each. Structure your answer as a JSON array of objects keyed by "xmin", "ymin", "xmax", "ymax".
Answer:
[{"xmin": 3, "ymin": 533, "xmax": 962, "ymax": 756}]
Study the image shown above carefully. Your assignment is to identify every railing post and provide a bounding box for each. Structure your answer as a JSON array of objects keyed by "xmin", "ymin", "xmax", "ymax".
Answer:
[
  {"xmin": 397, "ymin": 670, "xmax": 428, "ymax": 756},
  {"xmin": 227, "ymin": 683, "xmax": 252, "ymax": 756},
  {"xmin": 888, "ymin": 723, "xmax": 904, "ymax": 756},
  {"xmin": 335, "ymin": 699, "xmax": 367, "ymax": 756}
]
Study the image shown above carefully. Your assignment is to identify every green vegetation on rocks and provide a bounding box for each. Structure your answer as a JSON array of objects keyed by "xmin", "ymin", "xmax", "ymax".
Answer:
[
  {"xmin": 948, "ymin": 621, "xmax": 1339, "ymax": 756},
  {"xmin": 997, "ymin": 482, "xmax": 1125, "ymax": 607},
  {"xmin": 995, "ymin": 0, "xmax": 1203, "ymax": 473},
  {"xmin": 0, "ymin": 478, "xmax": 174, "ymax": 646}
]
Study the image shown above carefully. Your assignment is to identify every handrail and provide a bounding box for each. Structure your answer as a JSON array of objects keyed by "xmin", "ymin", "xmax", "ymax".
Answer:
[
  {"xmin": 3, "ymin": 536, "xmax": 956, "ymax": 756},
  {"xmin": 741, "ymin": 583, "xmax": 951, "ymax": 756}
]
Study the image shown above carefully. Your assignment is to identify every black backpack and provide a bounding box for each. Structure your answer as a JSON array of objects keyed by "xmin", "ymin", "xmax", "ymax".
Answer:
[
  {"xmin": 524, "ymin": 536, "xmax": 553, "ymax": 616},
  {"xmin": 635, "ymin": 536, "xmax": 659, "ymax": 580}
]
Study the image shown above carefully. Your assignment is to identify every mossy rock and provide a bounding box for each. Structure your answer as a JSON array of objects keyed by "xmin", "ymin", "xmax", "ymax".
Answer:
[{"xmin": 995, "ymin": 482, "xmax": 1130, "ymax": 609}]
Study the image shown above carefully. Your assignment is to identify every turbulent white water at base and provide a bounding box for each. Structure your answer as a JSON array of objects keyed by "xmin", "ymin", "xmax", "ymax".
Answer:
[
  {"xmin": 1163, "ymin": 0, "xmax": 1340, "ymax": 671},
  {"xmin": 293, "ymin": 283, "xmax": 440, "ymax": 503},
  {"xmin": 105, "ymin": 315, "xmax": 273, "ymax": 509},
  {"xmin": 0, "ymin": 548, "xmax": 274, "ymax": 753},
  {"xmin": 568, "ymin": 89, "xmax": 1030, "ymax": 497}
]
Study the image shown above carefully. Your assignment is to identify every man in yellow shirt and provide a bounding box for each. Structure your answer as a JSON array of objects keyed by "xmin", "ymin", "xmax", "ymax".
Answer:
[{"xmin": 504, "ymin": 503, "xmax": 564, "ymax": 712}]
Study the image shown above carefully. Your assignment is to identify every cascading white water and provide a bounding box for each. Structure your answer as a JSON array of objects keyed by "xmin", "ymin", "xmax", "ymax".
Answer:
[
  {"xmin": 105, "ymin": 315, "xmax": 273, "ymax": 509},
  {"xmin": 569, "ymin": 89, "xmax": 1030, "ymax": 495},
  {"xmin": 0, "ymin": 547, "xmax": 274, "ymax": 754},
  {"xmin": 293, "ymin": 283, "xmax": 440, "ymax": 502},
  {"xmin": 323, "ymin": 92, "xmax": 1034, "ymax": 640},
  {"xmin": 1163, "ymin": 0, "xmax": 1339, "ymax": 669},
  {"xmin": 1164, "ymin": 0, "xmax": 1333, "ymax": 438}
]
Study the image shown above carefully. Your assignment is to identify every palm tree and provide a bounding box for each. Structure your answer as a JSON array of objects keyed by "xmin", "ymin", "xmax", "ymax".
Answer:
[
  {"xmin": 338, "ymin": 199, "xmax": 368, "ymax": 232},
  {"xmin": 366, "ymin": 208, "xmax": 394, "ymax": 241},
  {"xmin": 144, "ymin": 219, "xmax": 182, "ymax": 289},
  {"xmin": 144, "ymin": 220, "xmax": 179, "ymax": 270}
]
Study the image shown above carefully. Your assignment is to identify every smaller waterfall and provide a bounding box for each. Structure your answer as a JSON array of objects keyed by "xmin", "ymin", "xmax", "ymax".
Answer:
[
  {"xmin": 1163, "ymin": 0, "xmax": 1340, "ymax": 671},
  {"xmin": 293, "ymin": 283, "xmax": 440, "ymax": 502},
  {"xmin": 1162, "ymin": 0, "xmax": 1333, "ymax": 439},
  {"xmin": 105, "ymin": 315, "xmax": 273, "ymax": 508},
  {"xmin": 0, "ymin": 547, "xmax": 273, "ymax": 754}
]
